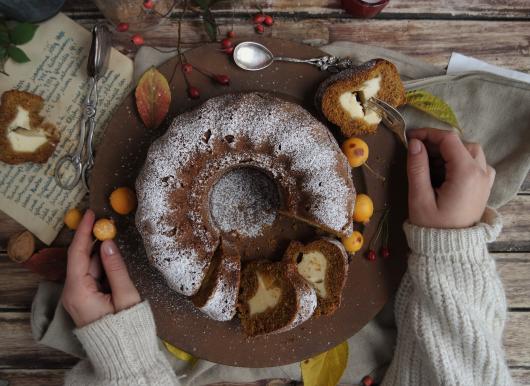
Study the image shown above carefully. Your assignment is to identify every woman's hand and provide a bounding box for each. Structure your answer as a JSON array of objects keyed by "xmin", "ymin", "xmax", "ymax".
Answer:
[
  {"xmin": 407, "ymin": 128, "xmax": 495, "ymax": 229},
  {"xmin": 62, "ymin": 209, "xmax": 141, "ymax": 327}
]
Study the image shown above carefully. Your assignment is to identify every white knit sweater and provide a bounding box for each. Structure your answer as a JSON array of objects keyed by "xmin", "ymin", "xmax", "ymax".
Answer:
[{"xmin": 65, "ymin": 209, "xmax": 512, "ymax": 386}]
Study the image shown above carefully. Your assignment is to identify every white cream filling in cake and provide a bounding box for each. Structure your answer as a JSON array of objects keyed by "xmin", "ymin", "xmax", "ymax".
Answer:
[
  {"xmin": 297, "ymin": 250, "xmax": 328, "ymax": 298},
  {"xmin": 248, "ymin": 273, "xmax": 282, "ymax": 315},
  {"xmin": 339, "ymin": 75, "xmax": 382, "ymax": 125},
  {"xmin": 7, "ymin": 106, "xmax": 48, "ymax": 152}
]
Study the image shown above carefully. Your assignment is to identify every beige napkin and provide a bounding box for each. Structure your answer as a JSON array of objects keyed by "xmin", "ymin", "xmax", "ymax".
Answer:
[{"xmin": 31, "ymin": 42, "xmax": 530, "ymax": 385}]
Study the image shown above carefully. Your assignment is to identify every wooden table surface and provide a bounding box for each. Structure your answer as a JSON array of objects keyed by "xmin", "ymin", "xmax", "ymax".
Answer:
[{"xmin": 0, "ymin": 1, "xmax": 529, "ymax": 385}]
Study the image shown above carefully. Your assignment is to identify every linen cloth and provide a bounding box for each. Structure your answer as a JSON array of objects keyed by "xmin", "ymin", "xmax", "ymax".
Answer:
[{"xmin": 31, "ymin": 42, "xmax": 529, "ymax": 384}]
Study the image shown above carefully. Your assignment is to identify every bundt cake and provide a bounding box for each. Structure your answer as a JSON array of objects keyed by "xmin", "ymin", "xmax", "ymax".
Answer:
[
  {"xmin": 238, "ymin": 260, "xmax": 317, "ymax": 336},
  {"xmin": 191, "ymin": 247, "xmax": 240, "ymax": 321},
  {"xmin": 315, "ymin": 58, "xmax": 405, "ymax": 136},
  {"xmin": 283, "ymin": 238, "xmax": 349, "ymax": 316},
  {"xmin": 136, "ymin": 92, "xmax": 354, "ymax": 299},
  {"xmin": 0, "ymin": 90, "xmax": 60, "ymax": 165}
]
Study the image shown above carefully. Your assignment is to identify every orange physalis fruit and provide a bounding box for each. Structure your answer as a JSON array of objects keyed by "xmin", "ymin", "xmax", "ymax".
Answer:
[
  {"xmin": 341, "ymin": 231, "xmax": 364, "ymax": 254},
  {"xmin": 64, "ymin": 208, "xmax": 83, "ymax": 230},
  {"xmin": 352, "ymin": 194, "xmax": 374, "ymax": 224},
  {"xmin": 109, "ymin": 187, "xmax": 137, "ymax": 215},
  {"xmin": 93, "ymin": 218, "xmax": 117, "ymax": 241},
  {"xmin": 341, "ymin": 137, "xmax": 369, "ymax": 168}
]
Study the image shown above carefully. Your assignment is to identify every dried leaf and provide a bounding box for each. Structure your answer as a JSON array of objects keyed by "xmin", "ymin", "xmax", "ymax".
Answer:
[
  {"xmin": 135, "ymin": 67, "xmax": 171, "ymax": 129},
  {"xmin": 301, "ymin": 341, "xmax": 349, "ymax": 386},
  {"xmin": 406, "ymin": 89, "xmax": 461, "ymax": 132},
  {"xmin": 23, "ymin": 248, "xmax": 68, "ymax": 282},
  {"xmin": 163, "ymin": 340, "xmax": 197, "ymax": 364}
]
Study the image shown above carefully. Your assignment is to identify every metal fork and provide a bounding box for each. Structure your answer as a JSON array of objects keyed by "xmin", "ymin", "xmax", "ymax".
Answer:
[{"xmin": 365, "ymin": 98, "xmax": 407, "ymax": 147}]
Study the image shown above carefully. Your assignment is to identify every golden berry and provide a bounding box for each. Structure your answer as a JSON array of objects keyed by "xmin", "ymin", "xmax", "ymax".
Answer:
[
  {"xmin": 341, "ymin": 137, "xmax": 369, "ymax": 168},
  {"xmin": 341, "ymin": 231, "xmax": 364, "ymax": 253},
  {"xmin": 353, "ymin": 194, "xmax": 374, "ymax": 223},
  {"xmin": 93, "ymin": 218, "xmax": 117, "ymax": 241},
  {"xmin": 64, "ymin": 208, "xmax": 83, "ymax": 230},
  {"xmin": 109, "ymin": 187, "xmax": 137, "ymax": 215}
]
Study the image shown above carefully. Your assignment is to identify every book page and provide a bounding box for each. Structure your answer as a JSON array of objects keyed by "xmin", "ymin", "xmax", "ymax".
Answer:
[{"xmin": 0, "ymin": 13, "xmax": 133, "ymax": 244}]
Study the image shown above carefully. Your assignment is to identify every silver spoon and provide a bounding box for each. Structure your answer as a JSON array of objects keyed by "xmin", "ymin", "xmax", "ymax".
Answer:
[{"xmin": 233, "ymin": 41, "xmax": 355, "ymax": 73}]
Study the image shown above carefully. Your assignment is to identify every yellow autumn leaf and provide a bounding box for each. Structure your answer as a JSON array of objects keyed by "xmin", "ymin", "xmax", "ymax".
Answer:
[
  {"xmin": 406, "ymin": 89, "xmax": 461, "ymax": 133},
  {"xmin": 301, "ymin": 341, "xmax": 349, "ymax": 386},
  {"xmin": 163, "ymin": 340, "xmax": 197, "ymax": 364}
]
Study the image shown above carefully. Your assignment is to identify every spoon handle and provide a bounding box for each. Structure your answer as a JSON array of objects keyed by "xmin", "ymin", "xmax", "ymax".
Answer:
[{"xmin": 274, "ymin": 55, "xmax": 356, "ymax": 73}]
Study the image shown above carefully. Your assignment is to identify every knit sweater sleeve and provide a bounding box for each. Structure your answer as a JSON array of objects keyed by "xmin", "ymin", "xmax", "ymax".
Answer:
[
  {"xmin": 64, "ymin": 301, "xmax": 179, "ymax": 386},
  {"xmin": 382, "ymin": 208, "xmax": 513, "ymax": 386}
]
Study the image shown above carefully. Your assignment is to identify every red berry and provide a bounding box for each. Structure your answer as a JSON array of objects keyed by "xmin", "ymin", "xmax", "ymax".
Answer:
[
  {"xmin": 143, "ymin": 0, "xmax": 154, "ymax": 9},
  {"xmin": 264, "ymin": 15, "xmax": 274, "ymax": 26},
  {"xmin": 366, "ymin": 249, "xmax": 376, "ymax": 261},
  {"xmin": 116, "ymin": 22, "xmax": 129, "ymax": 32},
  {"xmin": 214, "ymin": 74, "xmax": 230, "ymax": 86},
  {"xmin": 362, "ymin": 375, "xmax": 374, "ymax": 386},
  {"xmin": 223, "ymin": 46, "xmax": 234, "ymax": 55},
  {"xmin": 381, "ymin": 247, "xmax": 390, "ymax": 258},
  {"xmin": 255, "ymin": 24, "xmax": 265, "ymax": 34},
  {"xmin": 182, "ymin": 63, "xmax": 193, "ymax": 73},
  {"xmin": 131, "ymin": 34, "xmax": 144, "ymax": 46},
  {"xmin": 188, "ymin": 86, "xmax": 200, "ymax": 99},
  {"xmin": 253, "ymin": 13, "xmax": 266, "ymax": 24},
  {"xmin": 226, "ymin": 30, "xmax": 236, "ymax": 38},
  {"xmin": 220, "ymin": 38, "xmax": 233, "ymax": 49}
]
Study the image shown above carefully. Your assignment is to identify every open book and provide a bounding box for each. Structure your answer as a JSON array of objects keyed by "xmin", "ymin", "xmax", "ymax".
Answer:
[{"xmin": 0, "ymin": 13, "xmax": 133, "ymax": 244}]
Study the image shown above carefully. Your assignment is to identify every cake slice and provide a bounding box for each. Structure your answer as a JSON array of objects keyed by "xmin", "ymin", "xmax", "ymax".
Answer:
[
  {"xmin": 238, "ymin": 261, "xmax": 317, "ymax": 336},
  {"xmin": 316, "ymin": 58, "xmax": 405, "ymax": 136},
  {"xmin": 0, "ymin": 90, "xmax": 60, "ymax": 164},
  {"xmin": 284, "ymin": 238, "xmax": 349, "ymax": 316},
  {"xmin": 192, "ymin": 248, "xmax": 241, "ymax": 321}
]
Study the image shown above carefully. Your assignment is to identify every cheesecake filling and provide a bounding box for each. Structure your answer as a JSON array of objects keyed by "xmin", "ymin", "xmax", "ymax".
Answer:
[
  {"xmin": 6, "ymin": 106, "xmax": 49, "ymax": 153},
  {"xmin": 339, "ymin": 75, "xmax": 382, "ymax": 125},
  {"xmin": 297, "ymin": 250, "xmax": 328, "ymax": 298},
  {"xmin": 248, "ymin": 272, "xmax": 282, "ymax": 315}
]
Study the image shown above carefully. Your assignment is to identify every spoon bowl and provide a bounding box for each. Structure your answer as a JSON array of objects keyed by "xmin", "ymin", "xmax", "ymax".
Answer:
[{"xmin": 233, "ymin": 41, "xmax": 274, "ymax": 71}]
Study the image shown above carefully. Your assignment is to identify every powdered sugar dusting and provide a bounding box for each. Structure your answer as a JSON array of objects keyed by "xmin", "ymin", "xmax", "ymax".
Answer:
[
  {"xmin": 198, "ymin": 257, "xmax": 240, "ymax": 321},
  {"xmin": 210, "ymin": 168, "xmax": 279, "ymax": 237},
  {"xmin": 135, "ymin": 92, "xmax": 354, "ymax": 301}
]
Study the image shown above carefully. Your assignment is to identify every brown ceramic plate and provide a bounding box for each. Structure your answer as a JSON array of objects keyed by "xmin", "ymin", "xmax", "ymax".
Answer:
[{"xmin": 89, "ymin": 38, "xmax": 408, "ymax": 367}]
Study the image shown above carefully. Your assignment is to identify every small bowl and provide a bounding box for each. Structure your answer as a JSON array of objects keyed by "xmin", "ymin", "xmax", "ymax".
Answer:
[{"xmin": 341, "ymin": 0, "xmax": 390, "ymax": 18}]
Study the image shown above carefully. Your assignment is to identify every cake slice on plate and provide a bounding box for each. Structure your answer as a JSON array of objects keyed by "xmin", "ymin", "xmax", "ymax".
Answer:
[
  {"xmin": 0, "ymin": 90, "xmax": 60, "ymax": 164},
  {"xmin": 284, "ymin": 238, "xmax": 349, "ymax": 316},
  {"xmin": 316, "ymin": 58, "xmax": 405, "ymax": 136},
  {"xmin": 238, "ymin": 261, "xmax": 317, "ymax": 336},
  {"xmin": 192, "ymin": 248, "xmax": 241, "ymax": 321}
]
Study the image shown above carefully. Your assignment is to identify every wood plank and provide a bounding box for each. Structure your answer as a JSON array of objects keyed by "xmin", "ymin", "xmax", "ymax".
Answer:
[
  {"xmin": 0, "ymin": 313, "xmax": 78, "ymax": 369},
  {"xmin": 60, "ymin": 0, "xmax": 530, "ymax": 18},
  {"xmin": 497, "ymin": 260, "xmax": 530, "ymax": 309},
  {"xmin": 0, "ymin": 257, "xmax": 40, "ymax": 310},
  {"xmin": 505, "ymin": 312, "xmax": 530, "ymax": 367},
  {"xmin": 512, "ymin": 369, "xmax": 530, "ymax": 386},
  {"xmin": 492, "ymin": 195, "xmax": 530, "ymax": 252},
  {"xmin": 68, "ymin": 16, "xmax": 530, "ymax": 73},
  {"xmin": 0, "ymin": 311, "xmax": 527, "ymax": 369},
  {"xmin": 0, "ymin": 369, "xmax": 66, "ymax": 386}
]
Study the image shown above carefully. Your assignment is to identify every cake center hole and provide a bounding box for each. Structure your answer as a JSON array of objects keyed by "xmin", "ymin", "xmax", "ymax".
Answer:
[{"xmin": 209, "ymin": 167, "xmax": 280, "ymax": 238}]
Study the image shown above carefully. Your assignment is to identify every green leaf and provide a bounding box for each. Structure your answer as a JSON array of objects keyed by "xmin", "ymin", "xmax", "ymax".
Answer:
[
  {"xmin": 9, "ymin": 22, "xmax": 38, "ymax": 45},
  {"xmin": 192, "ymin": 0, "xmax": 209, "ymax": 9},
  {"xmin": 0, "ymin": 30, "xmax": 8, "ymax": 45},
  {"xmin": 301, "ymin": 341, "xmax": 349, "ymax": 386},
  {"xmin": 202, "ymin": 10, "xmax": 217, "ymax": 42},
  {"xmin": 0, "ymin": 46, "xmax": 6, "ymax": 59},
  {"xmin": 406, "ymin": 89, "xmax": 461, "ymax": 131},
  {"xmin": 7, "ymin": 45, "xmax": 30, "ymax": 63}
]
